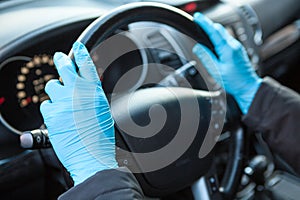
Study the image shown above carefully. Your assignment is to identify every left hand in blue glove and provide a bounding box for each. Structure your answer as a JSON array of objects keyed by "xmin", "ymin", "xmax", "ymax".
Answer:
[{"xmin": 40, "ymin": 41, "xmax": 118, "ymax": 186}]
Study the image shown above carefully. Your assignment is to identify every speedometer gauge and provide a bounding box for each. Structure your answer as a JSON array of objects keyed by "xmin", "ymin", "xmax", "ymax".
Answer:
[{"xmin": 0, "ymin": 55, "xmax": 58, "ymax": 134}]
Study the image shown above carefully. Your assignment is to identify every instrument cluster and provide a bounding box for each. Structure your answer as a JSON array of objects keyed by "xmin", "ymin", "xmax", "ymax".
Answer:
[{"xmin": 0, "ymin": 55, "xmax": 58, "ymax": 133}]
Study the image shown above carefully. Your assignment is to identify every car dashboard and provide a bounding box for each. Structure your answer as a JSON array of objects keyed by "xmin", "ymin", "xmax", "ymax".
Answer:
[{"xmin": 0, "ymin": 0, "xmax": 299, "ymax": 199}]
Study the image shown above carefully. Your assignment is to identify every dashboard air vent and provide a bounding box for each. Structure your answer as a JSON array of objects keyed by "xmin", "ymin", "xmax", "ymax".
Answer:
[{"xmin": 146, "ymin": 31, "xmax": 183, "ymax": 72}]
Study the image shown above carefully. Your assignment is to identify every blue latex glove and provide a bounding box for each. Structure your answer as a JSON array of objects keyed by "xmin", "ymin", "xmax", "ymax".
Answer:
[
  {"xmin": 193, "ymin": 12, "xmax": 262, "ymax": 114},
  {"xmin": 40, "ymin": 41, "xmax": 117, "ymax": 185}
]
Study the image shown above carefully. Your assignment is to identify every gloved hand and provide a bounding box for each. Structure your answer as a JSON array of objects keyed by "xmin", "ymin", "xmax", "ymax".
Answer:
[
  {"xmin": 40, "ymin": 41, "xmax": 117, "ymax": 185},
  {"xmin": 193, "ymin": 12, "xmax": 262, "ymax": 114}
]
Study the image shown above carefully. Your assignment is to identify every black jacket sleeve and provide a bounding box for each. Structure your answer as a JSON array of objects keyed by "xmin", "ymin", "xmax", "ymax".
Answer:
[
  {"xmin": 243, "ymin": 77, "xmax": 300, "ymax": 174},
  {"xmin": 58, "ymin": 167, "xmax": 144, "ymax": 200}
]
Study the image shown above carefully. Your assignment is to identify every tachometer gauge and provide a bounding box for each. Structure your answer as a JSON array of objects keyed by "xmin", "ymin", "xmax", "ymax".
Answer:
[
  {"xmin": 0, "ymin": 55, "xmax": 58, "ymax": 134},
  {"xmin": 16, "ymin": 55, "xmax": 56, "ymax": 108}
]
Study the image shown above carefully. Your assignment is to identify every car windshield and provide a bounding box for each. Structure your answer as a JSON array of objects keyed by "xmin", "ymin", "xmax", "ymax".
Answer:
[
  {"xmin": 0, "ymin": 0, "xmax": 199, "ymax": 8},
  {"xmin": 110, "ymin": 0, "xmax": 202, "ymax": 6}
]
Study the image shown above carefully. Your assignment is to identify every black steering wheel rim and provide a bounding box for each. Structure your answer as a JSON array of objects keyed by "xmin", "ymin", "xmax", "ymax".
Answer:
[
  {"xmin": 74, "ymin": 2, "xmax": 215, "ymax": 54},
  {"xmin": 72, "ymin": 2, "xmax": 244, "ymax": 198}
]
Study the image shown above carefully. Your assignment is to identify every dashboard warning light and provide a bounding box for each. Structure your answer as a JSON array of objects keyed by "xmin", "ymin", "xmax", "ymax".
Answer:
[
  {"xmin": 0, "ymin": 97, "xmax": 5, "ymax": 105},
  {"xmin": 183, "ymin": 2, "xmax": 197, "ymax": 13}
]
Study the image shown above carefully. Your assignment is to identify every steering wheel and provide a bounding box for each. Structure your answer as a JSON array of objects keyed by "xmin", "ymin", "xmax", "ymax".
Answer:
[{"xmin": 71, "ymin": 2, "xmax": 245, "ymax": 199}]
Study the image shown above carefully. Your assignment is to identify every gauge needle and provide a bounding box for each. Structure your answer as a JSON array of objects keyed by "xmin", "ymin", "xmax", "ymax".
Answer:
[{"xmin": 0, "ymin": 97, "xmax": 5, "ymax": 105}]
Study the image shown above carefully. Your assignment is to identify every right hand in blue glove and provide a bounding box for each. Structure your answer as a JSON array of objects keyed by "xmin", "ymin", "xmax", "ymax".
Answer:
[
  {"xmin": 40, "ymin": 41, "xmax": 117, "ymax": 186},
  {"xmin": 192, "ymin": 12, "xmax": 262, "ymax": 114}
]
